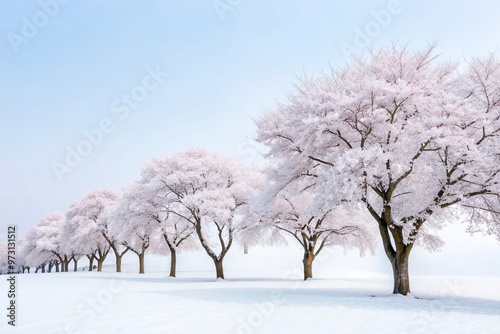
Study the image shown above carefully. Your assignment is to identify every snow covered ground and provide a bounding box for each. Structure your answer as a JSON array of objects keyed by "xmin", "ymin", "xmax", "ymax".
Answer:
[{"xmin": 2, "ymin": 228, "xmax": 500, "ymax": 334}]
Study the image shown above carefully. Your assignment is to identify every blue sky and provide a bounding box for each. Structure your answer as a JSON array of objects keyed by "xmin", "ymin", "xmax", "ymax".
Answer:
[{"xmin": 1, "ymin": 0, "xmax": 500, "ymax": 268}]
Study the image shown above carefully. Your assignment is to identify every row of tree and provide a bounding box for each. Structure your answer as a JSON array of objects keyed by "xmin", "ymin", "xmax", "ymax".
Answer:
[
  {"xmin": 2, "ymin": 44, "xmax": 500, "ymax": 296},
  {"xmin": 0, "ymin": 148, "xmax": 375, "ymax": 280}
]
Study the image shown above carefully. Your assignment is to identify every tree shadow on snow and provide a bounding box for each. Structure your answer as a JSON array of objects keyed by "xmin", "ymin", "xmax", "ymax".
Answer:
[{"xmin": 140, "ymin": 286, "xmax": 500, "ymax": 317}]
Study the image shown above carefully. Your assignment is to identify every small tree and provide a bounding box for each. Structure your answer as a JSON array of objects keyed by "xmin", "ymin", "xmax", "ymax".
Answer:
[
  {"xmin": 158, "ymin": 214, "xmax": 194, "ymax": 277},
  {"xmin": 110, "ymin": 182, "xmax": 165, "ymax": 274},
  {"xmin": 99, "ymin": 205, "xmax": 130, "ymax": 273},
  {"xmin": 135, "ymin": 164, "xmax": 199, "ymax": 277},
  {"xmin": 141, "ymin": 148, "xmax": 263, "ymax": 279},
  {"xmin": 14, "ymin": 239, "xmax": 30, "ymax": 274},
  {"xmin": 252, "ymin": 187, "xmax": 375, "ymax": 280},
  {"xmin": 64, "ymin": 190, "xmax": 118, "ymax": 272},
  {"xmin": 21, "ymin": 212, "xmax": 67, "ymax": 272}
]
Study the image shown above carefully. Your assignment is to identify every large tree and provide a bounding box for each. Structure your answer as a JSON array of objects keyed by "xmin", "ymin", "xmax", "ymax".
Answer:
[
  {"xmin": 140, "ymin": 148, "xmax": 263, "ymax": 279},
  {"xmin": 256, "ymin": 44, "xmax": 500, "ymax": 295}
]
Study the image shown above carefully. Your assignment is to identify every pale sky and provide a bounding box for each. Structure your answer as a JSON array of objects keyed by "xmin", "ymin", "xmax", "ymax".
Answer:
[{"xmin": 1, "ymin": 0, "xmax": 500, "ymax": 273}]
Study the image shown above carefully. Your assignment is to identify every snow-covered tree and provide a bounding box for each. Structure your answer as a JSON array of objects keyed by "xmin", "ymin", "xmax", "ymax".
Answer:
[
  {"xmin": 115, "ymin": 177, "xmax": 196, "ymax": 277},
  {"xmin": 21, "ymin": 226, "xmax": 49, "ymax": 272},
  {"xmin": 250, "ymin": 182, "xmax": 376, "ymax": 280},
  {"xmin": 457, "ymin": 54, "xmax": 500, "ymax": 242},
  {"xmin": 0, "ymin": 240, "xmax": 29, "ymax": 274},
  {"xmin": 15, "ymin": 239, "xmax": 30, "ymax": 273},
  {"xmin": 256, "ymin": 44, "xmax": 500, "ymax": 295},
  {"xmin": 98, "ymin": 203, "xmax": 130, "ymax": 273},
  {"xmin": 140, "ymin": 148, "xmax": 264, "ymax": 279},
  {"xmin": 64, "ymin": 189, "xmax": 119, "ymax": 272},
  {"xmin": 21, "ymin": 212, "xmax": 68, "ymax": 272},
  {"xmin": 157, "ymin": 213, "xmax": 195, "ymax": 277},
  {"xmin": 37, "ymin": 212, "xmax": 74, "ymax": 271},
  {"xmin": 109, "ymin": 182, "xmax": 162, "ymax": 274}
]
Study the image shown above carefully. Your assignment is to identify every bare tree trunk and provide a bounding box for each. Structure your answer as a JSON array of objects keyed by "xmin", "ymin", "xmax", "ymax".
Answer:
[
  {"xmin": 194, "ymin": 218, "xmax": 233, "ymax": 280},
  {"xmin": 102, "ymin": 232, "xmax": 128, "ymax": 273},
  {"xmin": 378, "ymin": 218, "xmax": 414, "ymax": 296},
  {"xmin": 113, "ymin": 248, "xmax": 129, "ymax": 273},
  {"xmin": 302, "ymin": 250, "xmax": 315, "ymax": 280},
  {"xmin": 138, "ymin": 252, "xmax": 145, "ymax": 274},
  {"xmin": 390, "ymin": 247, "xmax": 411, "ymax": 295},
  {"xmin": 214, "ymin": 259, "xmax": 224, "ymax": 279},
  {"xmin": 169, "ymin": 250, "xmax": 177, "ymax": 278},
  {"xmin": 115, "ymin": 254, "xmax": 123, "ymax": 273},
  {"xmin": 163, "ymin": 233, "xmax": 188, "ymax": 278},
  {"xmin": 63, "ymin": 256, "xmax": 70, "ymax": 272},
  {"xmin": 48, "ymin": 261, "xmax": 53, "ymax": 273},
  {"xmin": 97, "ymin": 258, "xmax": 104, "ymax": 272},
  {"xmin": 73, "ymin": 258, "xmax": 78, "ymax": 272},
  {"xmin": 55, "ymin": 262, "xmax": 60, "ymax": 272},
  {"xmin": 127, "ymin": 242, "xmax": 149, "ymax": 274},
  {"xmin": 95, "ymin": 248, "xmax": 109, "ymax": 272},
  {"xmin": 88, "ymin": 254, "xmax": 95, "ymax": 271},
  {"xmin": 169, "ymin": 249, "xmax": 176, "ymax": 277}
]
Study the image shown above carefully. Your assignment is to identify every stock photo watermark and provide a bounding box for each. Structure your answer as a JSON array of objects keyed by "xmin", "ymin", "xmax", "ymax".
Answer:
[
  {"xmin": 340, "ymin": 0, "xmax": 403, "ymax": 60},
  {"xmin": 7, "ymin": 0, "xmax": 72, "ymax": 53},
  {"xmin": 51, "ymin": 64, "xmax": 169, "ymax": 182},
  {"xmin": 6, "ymin": 225, "xmax": 17, "ymax": 327},
  {"xmin": 237, "ymin": 138, "xmax": 264, "ymax": 166},
  {"xmin": 230, "ymin": 268, "xmax": 303, "ymax": 334},
  {"xmin": 52, "ymin": 273, "xmax": 129, "ymax": 334},
  {"xmin": 213, "ymin": 0, "xmax": 244, "ymax": 21}
]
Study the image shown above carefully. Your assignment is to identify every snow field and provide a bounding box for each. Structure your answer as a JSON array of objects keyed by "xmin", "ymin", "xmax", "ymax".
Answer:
[{"xmin": 2, "ymin": 246, "xmax": 500, "ymax": 334}]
